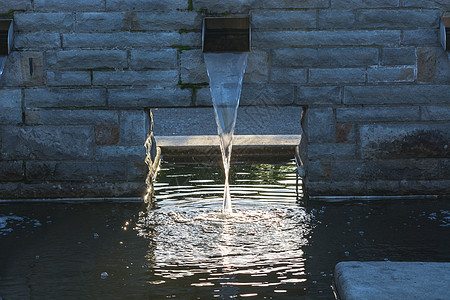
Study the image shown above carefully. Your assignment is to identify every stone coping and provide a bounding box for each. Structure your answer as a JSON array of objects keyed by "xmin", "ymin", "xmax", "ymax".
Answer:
[{"xmin": 334, "ymin": 261, "xmax": 450, "ymax": 300}]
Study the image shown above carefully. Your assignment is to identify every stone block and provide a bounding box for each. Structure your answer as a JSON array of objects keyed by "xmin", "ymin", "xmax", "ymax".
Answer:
[
  {"xmin": 75, "ymin": 12, "xmax": 125, "ymax": 32},
  {"xmin": 127, "ymin": 161, "xmax": 147, "ymax": 181},
  {"xmin": 94, "ymin": 145, "xmax": 145, "ymax": 162},
  {"xmin": 130, "ymin": 49, "xmax": 178, "ymax": 70},
  {"xmin": 244, "ymin": 50, "xmax": 269, "ymax": 84},
  {"xmin": 399, "ymin": 180, "xmax": 450, "ymax": 194},
  {"xmin": 26, "ymin": 161, "xmax": 128, "ymax": 182},
  {"xmin": 336, "ymin": 123, "xmax": 355, "ymax": 143},
  {"xmin": 46, "ymin": 50, "xmax": 127, "ymax": 70},
  {"xmin": 1, "ymin": 52, "xmax": 44, "ymax": 87},
  {"xmin": 296, "ymin": 86, "xmax": 341, "ymax": 106},
  {"xmin": 28, "ymin": 109, "xmax": 119, "ymax": 125},
  {"xmin": 403, "ymin": 0, "xmax": 447, "ymax": 8},
  {"xmin": 93, "ymin": 70, "xmax": 178, "ymax": 87},
  {"xmin": 0, "ymin": 89, "xmax": 22, "ymax": 125},
  {"xmin": 318, "ymin": 10, "xmax": 356, "ymax": 29},
  {"xmin": 34, "ymin": 0, "xmax": 105, "ymax": 11},
  {"xmin": 306, "ymin": 180, "xmax": 367, "ymax": 196},
  {"xmin": 305, "ymin": 108, "xmax": 335, "ymax": 143},
  {"xmin": 336, "ymin": 106, "xmax": 420, "ymax": 122},
  {"xmin": 63, "ymin": 32, "xmax": 182, "ymax": 49},
  {"xmin": 435, "ymin": 48, "xmax": 450, "ymax": 83},
  {"xmin": 180, "ymin": 50, "xmax": 208, "ymax": 83},
  {"xmin": 0, "ymin": 161, "xmax": 24, "ymax": 181},
  {"xmin": 195, "ymin": 88, "xmax": 212, "ymax": 106},
  {"xmin": 95, "ymin": 126, "xmax": 119, "ymax": 145},
  {"xmin": 356, "ymin": 9, "xmax": 439, "ymax": 29},
  {"xmin": 106, "ymin": 0, "xmax": 187, "ymax": 11},
  {"xmin": 366, "ymin": 180, "xmax": 401, "ymax": 194},
  {"xmin": 270, "ymin": 68, "xmax": 307, "ymax": 84},
  {"xmin": 14, "ymin": 12, "xmax": 74, "ymax": 32},
  {"xmin": 254, "ymin": 30, "xmax": 399, "ymax": 48},
  {"xmin": 119, "ymin": 110, "xmax": 148, "ymax": 146},
  {"xmin": 46, "ymin": 71, "xmax": 91, "ymax": 86},
  {"xmin": 331, "ymin": 0, "xmax": 398, "ymax": 8},
  {"xmin": 402, "ymin": 29, "xmax": 440, "ymax": 45},
  {"xmin": 344, "ymin": 85, "xmax": 450, "ymax": 105},
  {"xmin": 25, "ymin": 88, "xmax": 106, "ymax": 108},
  {"xmin": 382, "ymin": 47, "xmax": 416, "ymax": 65},
  {"xmin": 360, "ymin": 124, "xmax": 450, "ymax": 159},
  {"xmin": 263, "ymin": 0, "xmax": 328, "ymax": 8},
  {"xmin": 367, "ymin": 67, "xmax": 415, "ymax": 82},
  {"xmin": 134, "ymin": 11, "xmax": 200, "ymax": 31},
  {"xmin": 193, "ymin": 0, "xmax": 260, "ymax": 13},
  {"xmin": 421, "ymin": 106, "xmax": 450, "ymax": 121},
  {"xmin": 14, "ymin": 32, "xmax": 61, "ymax": 49},
  {"xmin": 417, "ymin": 47, "xmax": 437, "ymax": 82},
  {"xmin": 309, "ymin": 68, "xmax": 366, "ymax": 84},
  {"xmin": 108, "ymin": 88, "xmax": 192, "ymax": 108},
  {"xmin": 308, "ymin": 143, "xmax": 357, "ymax": 160},
  {"xmin": 180, "ymin": 32, "xmax": 202, "ymax": 48},
  {"xmin": 272, "ymin": 48, "xmax": 378, "ymax": 67},
  {"xmin": 0, "ymin": 0, "xmax": 32, "ymax": 11},
  {"xmin": 252, "ymin": 10, "xmax": 316, "ymax": 29},
  {"xmin": 240, "ymin": 84, "xmax": 294, "ymax": 106},
  {"xmin": 0, "ymin": 125, "xmax": 94, "ymax": 160}
]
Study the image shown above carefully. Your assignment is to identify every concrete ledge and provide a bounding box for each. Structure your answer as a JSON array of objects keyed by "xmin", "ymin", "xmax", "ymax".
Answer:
[{"xmin": 334, "ymin": 261, "xmax": 450, "ymax": 300}]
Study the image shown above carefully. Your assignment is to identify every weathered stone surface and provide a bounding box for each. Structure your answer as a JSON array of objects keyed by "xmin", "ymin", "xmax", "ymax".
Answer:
[
  {"xmin": 435, "ymin": 48, "xmax": 450, "ymax": 83},
  {"xmin": 296, "ymin": 86, "xmax": 341, "ymax": 105},
  {"xmin": 0, "ymin": 0, "xmax": 32, "ymax": 11},
  {"xmin": 344, "ymin": 85, "xmax": 450, "ymax": 104},
  {"xmin": 14, "ymin": 12, "xmax": 74, "ymax": 32},
  {"xmin": 194, "ymin": 0, "xmax": 260, "ymax": 13},
  {"xmin": 254, "ymin": 30, "xmax": 399, "ymax": 48},
  {"xmin": 108, "ymin": 88, "xmax": 192, "ymax": 108},
  {"xmin": 360, "ymin": 124, "xmax": 450, "ymax": 159},
  {"xmin": 134, "ymin": 11, "xmax": 200, "ymax": 31},
  {"xmin": 34, "ymin": 0, "xmax": 105, "ymax": 12},
  {"xmin": 244, "ymin": 50, "xmax": 269, "ymax": 83},
  {"xmin": 252, "ymin": 10, "xmax": 316, "ymax": 29},
  {"xmin": 263, "ymin": 0, "xmax": 328, "ymax": 8},
  {"xmin": 63, "ymin": 32, "xmax": 182, "ymax": 49},
  {"xmin": 0, "ymin": 125, "xmax": 94, "ymax": 160},
  {"xmin": 119, "ymin": 110, "xmax": 148, "ymax": 146},
  {"xmin": 308, "ymin": 143, "xmax": 356, "ymax": 159},
  {"xmin": 367, "ymin": 67, "xmax": 415, "ymax": 82},
  {"xmin": 402, "ymin": 29, "xmax": 440, "ymax": 45},
  {"xmin": 0, "ymin": 89, "xmax": 22, "ymax": 124},
  {"xmin": 422, "ymin": 106, "xmax": 450, "ymax": 121},
  {"xmin": 272, "ymin": 48, "xmax": 378, "ymax": 67},
  {"xmin": 337, "ymin": 106, "xmax": 420, "ymax": 122},
  {"xmin": 95, "ymin": 126, "xmax": 119, "ymax": 145},
  {"xmin": 180, "ymin": 50, "xmax": 208, "ymax": 83},
  {"xmin": 14, "ymin": 32, "xmax": 61, "ymax": 49},
  {"xmin": 93, "ymin": 70, "xmax": 178, "ymax": 87},
  {"xmin": 382, "ymin": 47, "xmax": 416, "ymax": 65},
  {"xmin": 305, "ymin": 108, "xmax": 335, "ymax": 143},
  {"xmin": 95, "ymin": 145, "xmax": 145, "ymax": 161},
  {"xmin": 306, "ymin": 180, "xmax": 367, "ymax": 196},
  {"xmin": 25, "ymin": 88, "xmax": 106, "ymax": 107},
  {"xmin": 47, "ymin": 50, "xmax": 127, "ymax": 70},
  {"xmin": 240, "ymin": 85, "xmax": 294, "ymax": 106},
  {"xmin": 106, "ymin": 0, "xmax": 187, "ymax": 11},
  {"xmin": 318, "ymin": 10, "xmax": 356, "ymax": 29},
  {"xmin": 27, "ymin": 109, "xmax": 118, "ymax": 125},
  {"xmin": 130, "ymin": 49, "xmax": 178, "ymax": 70},
  {"xmin": 1, "ymin": 52, "xmax": 44, "ymax": 87},
  {"xmin": 403, "ymin": 0, "xmax": 450, "ymax": 9},
  {"xmin": 75, "ymin": 12, "xmax": 125, "ymax": 32},
  {"xmin": 270, "ymin": 68, "xmax": 307, "ymax": 84},
  {"xmin": 46, "ymin": 71, "xmax": 91, "ymax": 86},
  {"xmin": 0, "ymin": 161, "xmax": 24, "ymax": 181},
  {"xmin": 127, "ymin": 161, "xmax": 147, "ymax": 181},
  {"xmin": 336, "ymin": 123, "xmax": 355, "ymax": 143},
  {"xmin": 356, "ymin": 9, "xmax": 440, "ymax": 29},
  {"xmin": 417, "ymin": 47, "xmax": 437, "ymax": 82},
  {"xmin": 331, "ymin": 0, "xmax": 398, "ymax": 8},
  {"xmin": 400, "ymin": 180, "xmax": 450, "ymax": 194},
  {"xmin": 26, "ymin": 161, "xmax": 128, "ymax": 182},
  {"xmin": 309, "ymin": 68, "xmax": 366, "ymax": 84}
]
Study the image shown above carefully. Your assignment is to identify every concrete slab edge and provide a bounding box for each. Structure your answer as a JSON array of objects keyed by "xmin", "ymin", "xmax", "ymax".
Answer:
[{"xmin": 309, "ymin": 194, "xmax": 449, "ymax": 202}]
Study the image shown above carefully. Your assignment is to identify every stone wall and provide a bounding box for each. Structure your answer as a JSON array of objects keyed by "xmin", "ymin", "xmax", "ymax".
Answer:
[{"xmin": 0, "ymin": 0, "xmax": 449, "ymax": 199}]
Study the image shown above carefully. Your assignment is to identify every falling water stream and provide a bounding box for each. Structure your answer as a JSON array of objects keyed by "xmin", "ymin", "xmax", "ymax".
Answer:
[{"xmin": 204, "ymin": 52, "xmax": 249, "ymax": 215}]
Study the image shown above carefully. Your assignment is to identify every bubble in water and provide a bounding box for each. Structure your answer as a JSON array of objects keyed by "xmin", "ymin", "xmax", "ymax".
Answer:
[{"xmin": 101, "ymin": 272, "xmax": 108, "ymax": 279}]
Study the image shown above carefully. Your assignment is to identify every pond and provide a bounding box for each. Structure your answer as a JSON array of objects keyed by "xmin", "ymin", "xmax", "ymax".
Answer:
[{"xmin": 1, "ymin": 161, "xmax": 449, "ymax": 299}]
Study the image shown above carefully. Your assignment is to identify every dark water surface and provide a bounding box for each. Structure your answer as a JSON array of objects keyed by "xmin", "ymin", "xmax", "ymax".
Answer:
[{"xmin": 1, "ymin": 161, "xmax": 449, "ymax": 299}]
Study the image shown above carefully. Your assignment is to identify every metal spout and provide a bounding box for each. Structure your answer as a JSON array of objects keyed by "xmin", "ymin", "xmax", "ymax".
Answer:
[
  {"xmin": 0, "ymin": 19, "xmax": 14, "ymax": 80},
  {"xmin": 202, "ymin": 17, "xmax": 251, "ymax": 53}
]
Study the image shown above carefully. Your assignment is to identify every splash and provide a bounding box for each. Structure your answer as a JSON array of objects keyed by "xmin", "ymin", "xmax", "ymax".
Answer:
[{"xmin": 204, "ymin": 53, "xmax": 249, "ymax": 215}]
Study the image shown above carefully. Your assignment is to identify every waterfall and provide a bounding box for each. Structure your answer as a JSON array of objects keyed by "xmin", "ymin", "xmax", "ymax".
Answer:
[{"xmin": 204, "ymin": 52, "xmax": 249, "ymax": 215}]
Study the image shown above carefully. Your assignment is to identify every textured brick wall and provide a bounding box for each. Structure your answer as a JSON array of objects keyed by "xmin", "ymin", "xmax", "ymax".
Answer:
[{"xmin": 0, "ymin": 0, "xmax": 449, "ymax": 198}]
